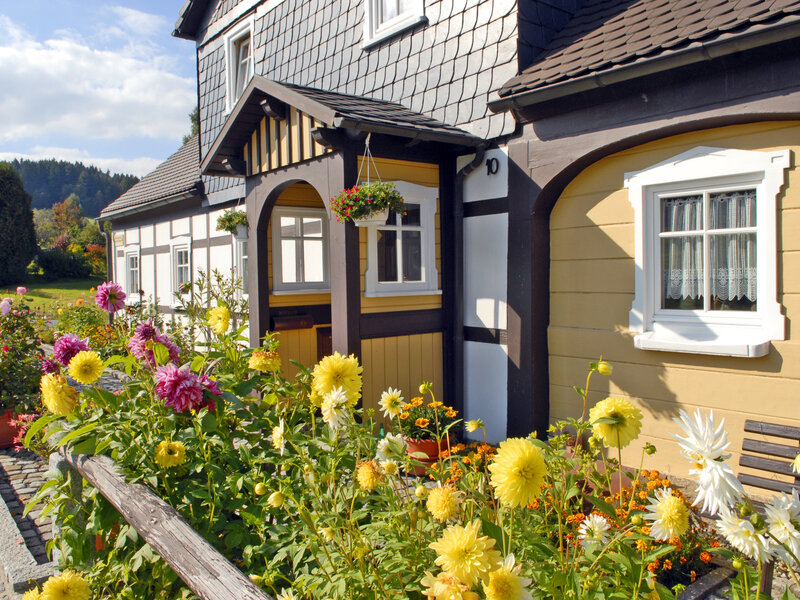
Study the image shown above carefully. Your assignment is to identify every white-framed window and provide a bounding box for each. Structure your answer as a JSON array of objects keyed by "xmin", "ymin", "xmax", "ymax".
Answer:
[
  {"xmin": 365, "ymin": 181, "xmax": 439, "ymax": 296},
  {"xmin": 625, "ymin": 146, "xmax": 789, "ymax": 357},
  {"xmin": 225, "ymin": 19, "xmax": 254, "ymax": 112},
  {"xmin": 271, "ymin": 206, "xmax": 329, "ymax": 292},
  {"xmin": 124, "ymin": 248, "xmax": 140, "ymax": 297},
  {"xmin": 363, "ymin": 0, "xmax": 426, "ymax": 48},
  {"xmin": 170, "ymin": 236, "xmax": 192, "ymax": 302},
  {"xmin": 237, "ymin": 239, "xmax": 249, "ymax": 298}
]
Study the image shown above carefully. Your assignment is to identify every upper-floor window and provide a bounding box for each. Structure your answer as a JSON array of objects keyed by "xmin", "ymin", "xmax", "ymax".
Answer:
[
  {"xmin": 125, "ymin": 251, "xmax": 140, "ymax": 296},
  {"xmin": 225, "ymin": 20, "xmax": 254, "ymax": 111},
  {"xmin": 365, "ymin": 181, "xmax": 439, "ymax": 296},
  {"xmin": 625, "ymin": 146, "xmax": 789, "ymax": 357},
  {"xmin": 271, "ymin": 207, "xmax": 329, "ymax": 292},
  {"xmin": 363, "ymin": 0, "xmax": 426, "ymax": 48}
]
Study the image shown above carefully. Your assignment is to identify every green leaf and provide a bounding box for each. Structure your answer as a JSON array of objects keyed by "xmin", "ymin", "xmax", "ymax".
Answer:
[
  {"xmin": 593, "ymin": 416, "xmax": 620, "ymax": 426},
  {"xmin": 24, "ymin": 414, "xmax": 60, "ymax": 446},
  {"xmin": 201, "ymin": 412, "xmax": 218, "ymax": 433},
  {"xmin": 56, "ymin": 422, "xmax": 98, "ymax": 448},
  {"xmin": 480, "ymin": 518, "xmax": 508, "ymax": 553},
  {"xmin": 152, "ymin": 343, "xmax": 170, "ymax": 366},
  {"xmin": 587, "ymin": 495, "xmax": 616, "ymax": 519}
]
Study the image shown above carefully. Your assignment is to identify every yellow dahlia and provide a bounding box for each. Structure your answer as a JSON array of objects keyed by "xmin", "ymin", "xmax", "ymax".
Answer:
[
  {"xmin": 645, "ymin": 488, "xmax": 689, "ymax": 541},
  {"xmin": 41, "ymin": 570, "xmax": 91, "ymax": 600},
  {"xmin": 483, "ymin": 554, "xmax": 533, "ymax": 600},
  {"xmin": 40, "ymin": 374, "xmax": 78, "ymax": 416},
  {"xmin": 356, "ymin": 460, "xmax": 382, "ymax": 491},
  {"xmin": 154, "ymin": 441, "xmax": 186, "ymax": 468},
  {"xmin": 249, "ymin": 349, "xmax": 281, "ymax": 372},
  {"xmin": 22, "ymin": 589, "xmax": 42, "ymax": 600},
  {"xmin": 310, "ymin": 351, "xmax": 362, "ymax": 407},
  {"xmin": 421, "ymin": 571, "xmax": 480, "ymax": 600},
  {"xmin": 206, "ymin": 306, "xmax": 230, "ymax": 335},
  {"xmin": 426, "ymin": 485, "xmax": 461, "ymax": 521},
  {"xmin": 67, "ymin": 351, "xmax": 103, "ymax": 385},
  {"xmin": 430, "ymin": 519, "xmax": 501, "ymax": 587},
  {"xmin": 488, "ymin": 438, "xmax": 546, "ymax": 508},
  {"xmin": 272, "ymin": 419, "xmax": 286, "ymax": 455},
  {"xmin": 589, "ymin": 396, "xmax": 642, "ymax": 449}
]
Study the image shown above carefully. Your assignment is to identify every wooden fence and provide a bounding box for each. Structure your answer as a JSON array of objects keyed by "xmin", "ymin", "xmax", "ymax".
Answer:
[{"xmin": 53, "ymin": 449, "xmax": 274, "ymax": 600}]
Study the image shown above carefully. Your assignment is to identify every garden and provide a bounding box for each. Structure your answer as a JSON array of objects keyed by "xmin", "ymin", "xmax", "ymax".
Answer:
[{"xmin": 2, "ymin": 277, "xmax": 800, "ymax": 600}]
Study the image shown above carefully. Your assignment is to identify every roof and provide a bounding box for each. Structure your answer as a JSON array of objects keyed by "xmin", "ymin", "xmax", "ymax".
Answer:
[
  {"xmin": 173, "ymin": 0, "xmax": 210, "ymax": 40},
  {"xmin": 496, "ymin": 0, "xmax": 800, "ymax": 105},
  {"xmin": 203, "ymin": 77, "xmax": 483, "ymax": 176},
  {"xmin": 101, "ymin": 136, "xmax": 202, "ymax": 219}
]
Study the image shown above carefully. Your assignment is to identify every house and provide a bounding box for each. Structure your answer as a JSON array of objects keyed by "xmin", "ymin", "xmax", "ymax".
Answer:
[{"xmin": 105, "ymin": 0, "xmax": 800, "ymax": 481}]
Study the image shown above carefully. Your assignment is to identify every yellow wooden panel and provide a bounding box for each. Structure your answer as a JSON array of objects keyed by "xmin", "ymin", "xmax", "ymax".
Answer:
[
  {"xmin": 268, "ymin": 293, "xmax": 331, "ymax": 308},
  {"xmin": 277, "ymin": 328, "xmax": 318, "ymax": 379},
  {"xmin": 279, "ymin": 118, "xmax": 289, "ymax": 167},
  {"xmin": 551, "ymin": 257, "xmax": 634, "ymax": 293},
  {"xmin": 275, "ymin": 183, "xmax": 325, "ymax": 207},
  {"xmin": 251, "ymin": 130, "xmax": 259, "ymax": 173},
  {"xmin": 550, "ymin": 291, "xmax": 633, "ymax": 329},
  {"xmin": 551, "ymin": 189, "xmax": 633, "ymax": 230},
  {"xmin": 243, "ymin": 141, "xmax": 250, "ymax": 176},
  {"xmin": 781, "ymin": 252, "xmax": 800, "ymax": 294},
  {"xmin": 289, "ymin": 107, "xmax": 301, "ymax": 164},
  {"xmin": 260, "ymin": 118, "xmax": 268, "ymax": 172},
  {"xmin": 358, "ymin": 156, "xmax": 439, "ymax": 187},
  {"xmin": 551, "ymin": 223, "xmax": 634, "ymax": 260},
  {"xmin": 269, "ymin": 118, "xmax": 279, "ymax": 169},
  {"xmin": 301, "ymin": 113, "xmax": 314, "ymax": 161},
  {"xmin": 312, "ymin": 119, "xmax": 326, "ymax": 157}
]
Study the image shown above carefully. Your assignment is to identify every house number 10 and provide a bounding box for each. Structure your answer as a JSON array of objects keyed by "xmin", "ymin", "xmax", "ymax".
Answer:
[{"xmin": 486, "ymin": 157, "xmax": 500, "ymax": 175}]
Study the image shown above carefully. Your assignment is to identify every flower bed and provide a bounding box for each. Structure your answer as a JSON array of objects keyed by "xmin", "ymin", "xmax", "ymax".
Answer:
[{"xmin": 22, "ymin": 282, "xmax": 800, "ymax": 600}]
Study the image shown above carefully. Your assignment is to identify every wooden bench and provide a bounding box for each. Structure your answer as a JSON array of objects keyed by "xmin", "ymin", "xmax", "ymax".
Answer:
[{"xmin": 738, "ymin": 419, "xmax": 800, "ymax": 596}]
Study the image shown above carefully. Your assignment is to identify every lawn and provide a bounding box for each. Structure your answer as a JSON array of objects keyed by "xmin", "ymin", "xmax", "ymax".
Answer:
[{"xmin": 5, "ymin": 277, "xmax": 104, "ymax": 315}]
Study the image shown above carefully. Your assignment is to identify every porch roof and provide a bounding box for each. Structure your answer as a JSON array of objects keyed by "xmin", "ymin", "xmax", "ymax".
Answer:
[
  {"xmin": 492, "ymin": 0, "xmax": 800, "ymax": 110},
  {"xmin": 201, "ymin": 77, "xmax": 483, "ymax": 176}
]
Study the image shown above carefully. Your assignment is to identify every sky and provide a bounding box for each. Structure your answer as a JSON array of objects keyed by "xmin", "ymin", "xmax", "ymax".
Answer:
[{"xmin": 0, "ymin": 0, "xmax": 197, "ymax": 178}]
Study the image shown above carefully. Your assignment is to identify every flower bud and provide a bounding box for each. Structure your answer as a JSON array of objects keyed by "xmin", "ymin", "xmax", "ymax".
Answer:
[
  {"xmin": 255, "ymin": 482, "xmax": 268, "ymax": 496},
  {"xmin": 749, "ymin": 513, "xmax": 765, "ymax": 530},
  {"xmin": 738, "ymin": 504, "xmax": 752, "ymax": 517},
  {"xmin": 419, "ymin": 382, "xmax": 433, "ymax": 394},
  {"xmin": 596, "ymin": 361, "xmax": 613, "ymax": 376},
  {"xmin": 732, "ymin": 558, "xmax": 744, "ymax": 570},
  {"xmin": 249, "ymin": 574, "xmax": 263, "ymax": 586},
  {"xmin": 267, "ymin": 491, "xmax": 285, "ymax": 508},
  {"xmin": 415, "ymin": 485, "xmax": 427, "ymax": 499},
  {"xmin": 630, "ymin": 515, "xmax": 644, "ymax": 526},
  {"xmin": 645, "ymin": 443, "xmax": 657, "ymax": 455}
]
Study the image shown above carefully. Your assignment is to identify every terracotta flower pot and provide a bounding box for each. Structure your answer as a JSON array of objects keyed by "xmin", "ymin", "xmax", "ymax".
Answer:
[
  {"xmin": 0, "ymin": 409, "xmax": 18, "ymax": 449},
  {"xmin": 406, "ymin": 436, "xmax": 451, "ymax": 476}
]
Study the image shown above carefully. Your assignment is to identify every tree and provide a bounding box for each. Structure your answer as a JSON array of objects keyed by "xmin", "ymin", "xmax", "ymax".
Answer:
[
  {"xmin": 52, "ymin": 193, "xmax": 83, "ymax": 233},
  {"xmin": 183, "ymin": 106, "xmax": 200, "ymax": 144},
  {"xmin": 0, "ymin": 163, "xmax": 37, "ymax": 285}
]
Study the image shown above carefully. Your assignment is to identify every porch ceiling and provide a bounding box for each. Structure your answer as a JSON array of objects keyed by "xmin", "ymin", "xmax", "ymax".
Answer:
[{"xmin": 201, "ymin": 76, "xmax": 483, "ymax": 177}]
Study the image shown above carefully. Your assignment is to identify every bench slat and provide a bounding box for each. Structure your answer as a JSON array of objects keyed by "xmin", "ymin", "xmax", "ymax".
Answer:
[
  {"xmin": 738, "ymin": 472, "xmax": 799, "ymax": 495},
  {"xmin": 744, "ymin": 420, "xmax": 800, "ymax": 441},
  {"xmin": 740, "ymin": 454, "xmax": 796, "ymax": 477},
  {"xmin": 742, "ymin": 438, "xmax": 800, "ymax": 460}
]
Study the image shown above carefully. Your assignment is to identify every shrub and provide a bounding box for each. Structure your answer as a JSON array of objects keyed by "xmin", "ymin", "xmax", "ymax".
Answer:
[
  {"xmin": 36, "ymin": 248, "xmax": 91, "ymax": 280},
  {"xmin": 0, "ymin": 163, "xmax": 37, "ymax": 286},
  {"xmin": 0, "ymin": 295, "xmax": 42, "ymax": 412}
]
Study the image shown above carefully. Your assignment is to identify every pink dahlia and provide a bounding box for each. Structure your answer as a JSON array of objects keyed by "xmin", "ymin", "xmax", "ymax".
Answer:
[
  {"xmin": 128, "ymin": 319, "xmax": 181, "ymax": 367},
  {"xmin": 0, "ymin": 300, "xmax": 10, "ymax": 316},
  {"xmin": 41, "ymin": 357, "xmax": 61, "ymax": 374},
  {"xmin": 16, "ymin": 287, "xmax": 27, "ymax": 295},
  {"xmin": 95, "ymin": 281, "xmax": 126, "ymax": 314},
  {"xmin": 199, "ymin": 374, "xmax": 222, "ymax": 411},
  {"xmin": 155, "ymin": 365, "xmax": 205, "ymax": 412},
  {"xmin": 53, "ymin": 334, "xmax": 90, "ymax": 366}
]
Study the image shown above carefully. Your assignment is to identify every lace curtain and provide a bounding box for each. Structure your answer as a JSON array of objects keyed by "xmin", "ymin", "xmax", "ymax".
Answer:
[{"xmin": 661, "ymin": 190, "xmax": 757, "ymax": 304}]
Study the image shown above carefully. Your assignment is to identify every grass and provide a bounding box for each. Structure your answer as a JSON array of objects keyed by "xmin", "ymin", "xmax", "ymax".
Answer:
[{"xmin": 4, "ymin": 277, "xmax": 104, "ymax": 316}]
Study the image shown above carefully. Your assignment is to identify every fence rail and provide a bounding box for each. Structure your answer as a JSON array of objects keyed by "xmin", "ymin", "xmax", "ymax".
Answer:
[{"xmin": 55, "ymin": 448, "xmax": 273, "ymax": 600}]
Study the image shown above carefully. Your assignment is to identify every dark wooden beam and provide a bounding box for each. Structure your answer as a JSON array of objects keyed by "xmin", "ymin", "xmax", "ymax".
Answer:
[
  {"xmin": 360, "ymin": 309, "xmax": 443, "ymax": 339},
  {"xmin": 260, "ymin": 97, "xmax": 286, "ymax": 120},
  {"xmin": 221, "ymin": 158, "xmax": 246, "ymax": 176},
  {"xmin": 440, "ymin": 155, "xmax": 461, "ymax": 418}
]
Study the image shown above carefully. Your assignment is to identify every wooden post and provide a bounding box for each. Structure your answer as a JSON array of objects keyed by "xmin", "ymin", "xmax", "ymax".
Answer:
[{"xmin": 59, "ymin": 450, "xmax": 272, "ymax": 600}]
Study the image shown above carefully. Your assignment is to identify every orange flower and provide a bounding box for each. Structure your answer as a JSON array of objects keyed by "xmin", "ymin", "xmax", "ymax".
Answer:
[
  {"xmin": 700, "ymin": 552, "xmax": 711, "ymax": 564},
  {"xmin": 411, "ymin": 397, "xmax": 424, "ymax": 407},
  {"xmin": 415, "ymin": 417, "xmax": 430, "ymax": 428},
  {"xmin": 663, "ymin": 560, "xmax": 672, "ymax": 570},
  {"xmin": 428, "ymin": 401, "xmax": 443, "ymax": 409},
  {"xmin": 445, "ymin": 410, "xmax": 457, "ymax": 418},
  {"xmin": 647, "ymin": 480, "xmax": 658, "ymax": 491},
  {"xmin": 639, "ymin": 490, "xmax": 648, "ymax": 500},
  {"xmin": 649, "ymin": 470, "xmax": 660, "ymax": 481},
  {"xmin": 661, "ymin": 479, "xmax": 671, "ymax": 488},
  {"xmin": 690, "ymin": 571, "xmax": 697, "ymax": 582},
  {"xmin": 400, "ymin": 412, "xmax": 410, "ymax": 420},
  {"xmin": 680, "ymin": 556, "xmax": 688, "ymax": 564}
]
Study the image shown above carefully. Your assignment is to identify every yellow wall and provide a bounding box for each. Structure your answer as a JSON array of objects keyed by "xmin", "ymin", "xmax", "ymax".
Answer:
[
  {"xmin": 361, "ymin": 332, "xmax": 444, "ymax": 426},
  {"xmin": 243, "ymin": 112, "xmax": 329, "ymax": 176},
  {"xmin": 357, "ymin": 157, "xmax": 442, "ymax": 313},
  {"xmin": 276, "ymin": 327, "xmax": 320, "ymax": 379},
  {"xmin": 550, "ymin": 121, "xmax": 800, "ymax": 483}
]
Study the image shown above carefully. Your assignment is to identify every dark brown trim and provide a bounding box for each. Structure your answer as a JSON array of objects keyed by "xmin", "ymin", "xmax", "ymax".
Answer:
[
  {"xmin": 464, "ymin": 326, "xmax": 508, "ymax": 346},
  {"xmin": 209, "ymin": 235, "xmax": 233, "ymax": 248},
  {"xmin": 440, "ymin": 155, "xmax": 460, "ymax": 417},
  {"xmin": 270, "ymin": 304, "xmax": 331, "ymax": 327},
  {"xmin": 260, "ymin": 98, "xmax": 286, "ymax": 120},
  {"xmin": 360, "ymin": 309, "xmax": 443, "ymax": 339},
  {"xmin": 463, "ymin": 197, "xmax": 508, "ymax": 218}
]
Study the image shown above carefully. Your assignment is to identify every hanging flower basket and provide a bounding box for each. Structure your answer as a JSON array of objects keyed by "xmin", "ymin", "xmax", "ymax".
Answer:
[
  {"xmin": 234, "ymin": 223, "xmax": 248, "ymax": 240},
  {"xmin": 330, "ymin": 181, "xmax": 405, "ymax": 225},
  {"xmin": 216, "ymin": 209, "xmax": 248, "ymax": 236}
]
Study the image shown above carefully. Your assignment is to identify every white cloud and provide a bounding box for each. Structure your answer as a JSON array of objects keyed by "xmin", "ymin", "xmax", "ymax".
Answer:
[
  {"xmin": 107, "ymin": 6, "xmax": 168, "ymax": 38},
  {"xmin": 0, "ymin": 15, "xmax": 195, "ymax": 143},
  {"xmin": 0, "ymin": 147, "xmax": 162, "ymax": 178}
]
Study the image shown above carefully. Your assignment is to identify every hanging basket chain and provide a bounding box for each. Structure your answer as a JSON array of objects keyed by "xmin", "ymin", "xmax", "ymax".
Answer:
[{"xmin": 356, "ymin": 132, "xmax": 383, "ymax": 186}]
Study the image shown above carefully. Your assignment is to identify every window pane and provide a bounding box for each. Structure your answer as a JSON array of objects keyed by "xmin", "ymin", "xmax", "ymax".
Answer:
[
  {"xmin": 304, "ymin": 240, "xmax": 325, "ymax": 282},
  {"xmin": 398, "ymin": 0, "xmax": 415, "ymax": 12},
  {"xmin": 377, "ymin": 229, "xmax": 398, "ymax": 282},
  {"xmin": 661, "ymin": 236, "xmax": 703, "ymax": 309},
  {"xmin": 401, "ymin": 203, "xmax": 421, "ymax": 226},
  {"xmin": 661, "ymin": 195, "xmax": 702, "ymax": 232},
  {"xmin": 710, "ymin": 232, "xmax": 757, "ymax": 311},
  {"xmin": 709, "ymin": 190, "xmax": 756, "ymax": 229},
  {"xmin": 281, "ymin": 216, "xmax": 299, "ymax": 237},
  {"xmin": 235, "ymin": 38, "xmax": 251, "ymax": 97},
  {"xmin": 402, "ymin": 231, "xmax": 422, "ymax": 281},
  {"xmin": 281, "ymin": 239, "xmax": 298, "ymax": 283},
  {"xmin": 380, "ymin": 0, "xmax": 398, "ymax": 21},
  {"xmin": 303, "ymin": 217, "xmax": 323, "ymax": 237}
]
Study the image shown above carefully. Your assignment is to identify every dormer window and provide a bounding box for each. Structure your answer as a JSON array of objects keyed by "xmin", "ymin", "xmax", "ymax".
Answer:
[
  {"xmin": 363, "ymin": 0, "xmax": 426, "ymax": 48},
  {"xmin": 225, "ymin": 20, "xmax": 254, "ymax": 111}
]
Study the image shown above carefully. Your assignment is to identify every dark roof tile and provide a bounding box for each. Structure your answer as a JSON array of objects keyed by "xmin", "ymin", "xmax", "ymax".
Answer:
[{"xmin": 101, "ymin": 136, "xmax": 201, "ymax": 218}]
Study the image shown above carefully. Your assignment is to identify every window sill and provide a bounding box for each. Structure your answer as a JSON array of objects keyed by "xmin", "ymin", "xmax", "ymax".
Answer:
[
  {"xmin": 270, "ymin": 288, "xmax": 331, "ymax": 295},
  {"xmin": 633, "ymin": 330, "xmax": 771, "ymax": 357},
  {"xmin": 364, "ymin": 289, "xmax": 441, "ymax": 298},
  {"xmin": 363, "ymin": 13, "xmax": 427, "ymax": 49}
]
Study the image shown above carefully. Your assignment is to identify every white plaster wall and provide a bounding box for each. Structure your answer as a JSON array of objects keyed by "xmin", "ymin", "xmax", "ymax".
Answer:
[
  {"xmin": 209, "ymin": 209, "xmax": 229, "ymax": 238},
  {"xmin": 125, "ymin": 227, "xmax": 139, "ymax": 245},
  {"xmin": 464, "ymin": 214, "xmax": 507, "ymax": 330},
  {"xmin": 463, "ymin": 341, "xmax": 508, "ymax": 444},
  {"xmin": 192, "ymin": 214, "xmax": 208, "ymax": 239},
  {"xmin": 140, "ymin": 255, "xmax": 156, "ymax": 299},
  {"xmin": 140, "ymin": 225, "xmax": 154, "ymax": 248},
  {"xmin": 457, "ymin": 148, "xmax": 508, "ymax": 203},
  {"xmin": 209, "ymin": 244, "xmax": 233, "ymax": 274},
  {"xmin": 155, "ymin": 222, "xmax": 170, "ymax": 246},
  {"xmin": 156, "ymin": 253, "xmax": 171, "ymax": 306},
  {"xmin": 115, "ymin": 255, "xmax": 125, "ymax": 286},
  {"xmin": 172, "ymin": 217, "xmax": 190, "ymax": 237},
  {"xmin": 193, "ymin": 246, "xmax": 208, "ymax": 279}
]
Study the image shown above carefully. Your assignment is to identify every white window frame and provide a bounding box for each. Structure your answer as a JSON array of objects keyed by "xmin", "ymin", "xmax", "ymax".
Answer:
[
  {"xmin": 625, "ymin": 146, "xmax": 789, "ymax": 357},
  {"xmin": 365, "ymin": 180, "xmax": 440, "ymax": 296},
  {"xmin": 123, "ymin": 246, "xmax": 141, "ymax": 300},
  {"xmin": 363, "ymin": 0, "xmax": 426, "ymax": 49},
  {"xmin": 271, "ymin": 206, "xmax": 330, "ymax": 293},
  {"xmin": 224, "ymin": 18, "xmax": 254, "ymax": 113},
  {"xmin": 170, "ymin": 236, "xmax": 192, "ymax": 305},
  {"xmin": 236, "ymin": 238, "xmax": 249, "ymax": 299}
]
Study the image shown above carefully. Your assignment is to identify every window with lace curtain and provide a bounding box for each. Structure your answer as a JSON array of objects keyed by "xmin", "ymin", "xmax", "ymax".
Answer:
[
  {"xmin": 363, "ymin": 0, "xmax": 426, "ymax": 48},
  {"xmin": 625, "ymin": 146, "xmax": 789, "ymax": 357}
]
